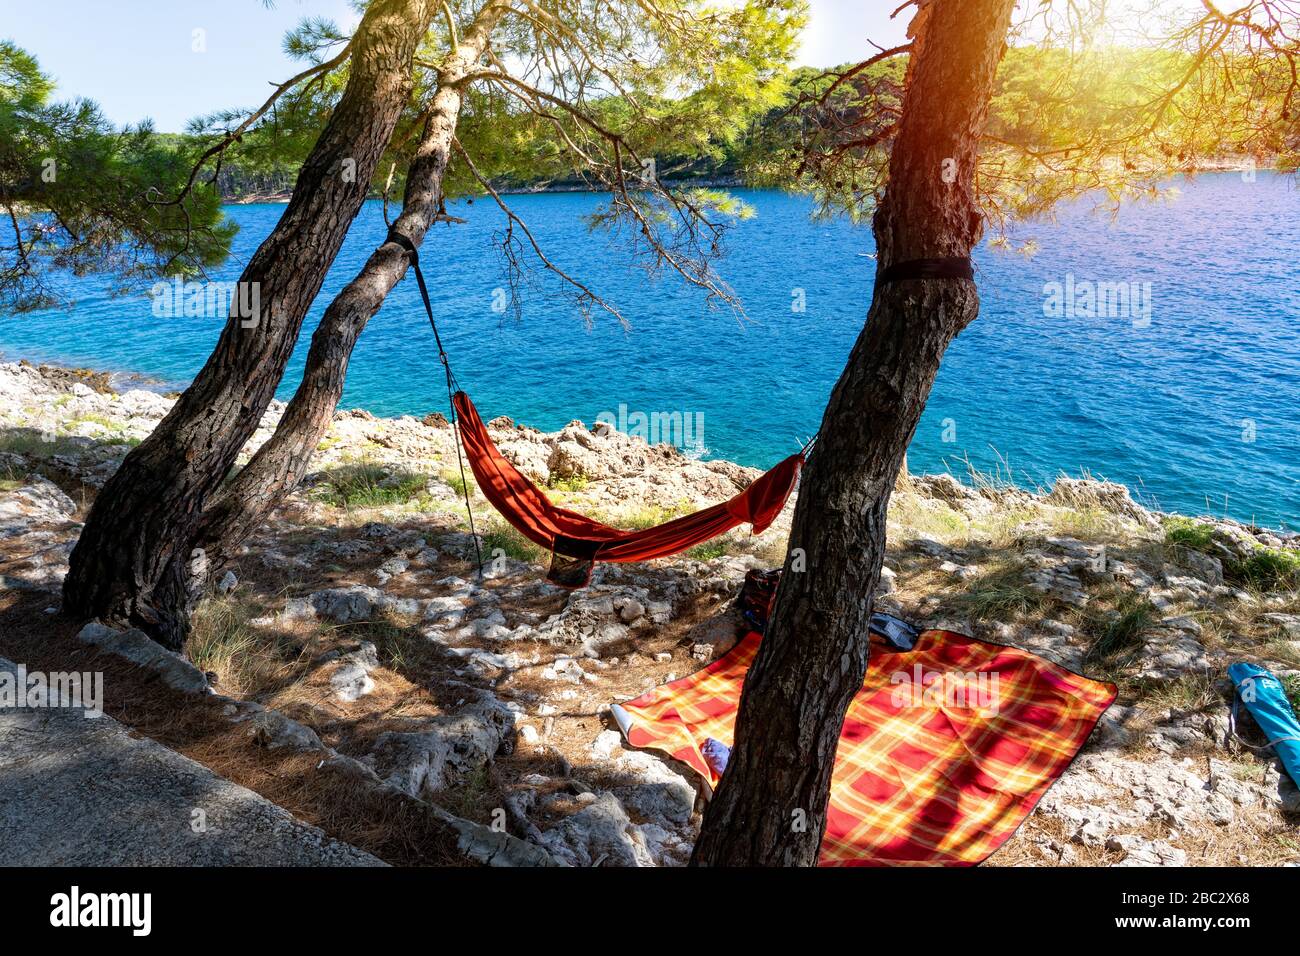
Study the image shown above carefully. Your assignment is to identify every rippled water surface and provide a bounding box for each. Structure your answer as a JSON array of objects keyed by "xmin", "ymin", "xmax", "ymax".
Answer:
[{"xmin": 3, "ymin": 173, "xmax": 1297, "ymax": 525}]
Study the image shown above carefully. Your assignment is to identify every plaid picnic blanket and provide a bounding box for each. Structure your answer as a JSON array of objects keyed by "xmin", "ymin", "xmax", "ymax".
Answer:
[{"xmin": 611, "ymin": 629, "xmax": 1115, "ymax": 866}]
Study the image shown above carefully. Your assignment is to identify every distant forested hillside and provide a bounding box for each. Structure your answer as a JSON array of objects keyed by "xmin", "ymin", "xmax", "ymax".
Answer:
[{"xmin": 164, "ymin": 48, "xmax": 1292, "ymax": 205}]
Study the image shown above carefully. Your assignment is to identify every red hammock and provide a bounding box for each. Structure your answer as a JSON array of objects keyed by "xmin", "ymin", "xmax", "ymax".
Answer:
[{"xmin": 452, "ymin": 391, "xmax": 803, "ymax": 587}]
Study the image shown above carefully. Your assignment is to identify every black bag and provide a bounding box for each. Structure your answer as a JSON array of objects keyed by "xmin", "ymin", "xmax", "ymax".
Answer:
[{"xmin": 735, "ymin": 567, "xmax": 919, "ymax": 650}]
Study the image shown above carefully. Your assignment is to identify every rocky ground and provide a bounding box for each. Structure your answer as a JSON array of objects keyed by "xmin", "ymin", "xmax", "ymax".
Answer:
[{"xmin": 2, "ymin": 357, "xmax": 1299, "ymax": 866}]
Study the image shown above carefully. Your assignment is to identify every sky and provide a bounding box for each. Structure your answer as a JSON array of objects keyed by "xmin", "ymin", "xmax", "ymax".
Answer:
[{"xmin": 0, "ymin": 0, "xmax": 910, "ymax": 132}]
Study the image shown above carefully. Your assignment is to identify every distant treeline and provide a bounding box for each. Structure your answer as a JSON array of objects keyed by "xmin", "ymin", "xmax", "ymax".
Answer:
[
  {"xmin": 156, "ymin": 134, "xmax": 753, "ymax": 203},
  {"xmin": 160, "ymin": 48, "xmax": 1295, "ymax": 205}
]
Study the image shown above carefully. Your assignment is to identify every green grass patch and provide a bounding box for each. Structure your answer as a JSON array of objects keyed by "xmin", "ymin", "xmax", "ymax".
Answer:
[
  {"xmin": 547, "ymin": 474, "xmax": 588, "ymax": 493},
  {"xmin": 1143, "ymin": 672, "xmax": 1217, "ymax": 713},
  {"xmin": 1083, "ymin": 594, "xmax": 1158, "ymax": 672},
  {"xmin": 687, "ymin": 536, "xmax": 736, "ymax": 561},
  {"xmin": 1282, "ymin": 673, "xmax": 1300, "ymax": 716},
  {"xmin": 340, "ymin": 610, "xmax": 424, "ymax": 672},
  {"xmin": 442, "ymin": 470, "xmax": 476, "ymax": 499},
  {"xmin": 313, "ymin": 463, "xmax": 428, "ymax": 509},
  {"xmin": 481, "ymin": 524, "xmax": 546, "ymax": 563},
  {"xmin": 0, "ymin": 456, "xmax": 33, "ymax": 490},
  {"xmin": 69, "ymin": 413, "xmax": 119, "ymax": 431},
  {"xmin": 188, "ymin": 597, "xmax": 261, "ymax": 678},
  {"xmin": 1165, "ymin": 516, "xmax": 1300, "ymax": 591},
  {"xmin": 189, "ymin": 596, "xmax": 303, "ymax": 699},
  {"xmin": 1230, "ymin": 549, "xmax": 1300, "ymax": 591},
  {"xmin": 606, "ymin": 503, "xmax": 690, "ymax": 531},
  {"xmin": 0, "ymin": 431, "xmax": 83, "ymax": 458},
  {"xmin": 1164, "ymin": 516, "xmax": 1216, "ymax": 552},
  {"xmin": 888, "ymin": 494, "xmax": 969, "ymax": 542},
  {"xmin": 439, "ymin": 763, "xmax": 499, "ymax": 823}
]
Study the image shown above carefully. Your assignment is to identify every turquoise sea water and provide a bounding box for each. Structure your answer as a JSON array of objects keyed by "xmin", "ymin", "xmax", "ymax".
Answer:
[{"xmin": 2, "ymin": 173, "xmax": 1298, "ymax": 527}]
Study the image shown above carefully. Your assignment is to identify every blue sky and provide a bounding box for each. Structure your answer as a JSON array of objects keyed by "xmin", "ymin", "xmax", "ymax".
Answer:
[{"xmin": 0, "ymin": 0, "xmax": 909, "ymax": 132}]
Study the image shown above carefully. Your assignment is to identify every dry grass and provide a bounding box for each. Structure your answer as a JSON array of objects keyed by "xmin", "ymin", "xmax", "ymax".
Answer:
[
  {"xmin": 949, "ymin": 560, "xmax": 1049, "ymax": 622},
  {"xmin": 1141, "ymin": 671, "xmax": 1220, "ymax": 714},
  {"xmin": 887, "ymin": 492, "xmax": 969, "ymax": 544},
  {"xmin": 189, "ymin": 594, "xmax": 318, "ymax": 700}
]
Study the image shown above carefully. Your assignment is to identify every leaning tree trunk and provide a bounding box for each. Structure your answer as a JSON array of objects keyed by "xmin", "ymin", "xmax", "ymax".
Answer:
[
  {"xmin": 63, "ymin": 0, "xmax": 435, "ymax": 650},
  {"xmin": 690, "ymin": 0, "xmax": 1017, "ymax": 866},
  {"xmin": 192, "ymin": 6, "xmax": 505, "ymax": 577}
]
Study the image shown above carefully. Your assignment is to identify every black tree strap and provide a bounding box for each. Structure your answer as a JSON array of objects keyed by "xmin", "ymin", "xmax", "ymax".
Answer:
[
  {"xmin": 386, "ymin": 227, "xmax": 484, "ymax": 574},
  {"xmin": 878, "ymin": 256, "xmax": 975, "ymax": 285}
]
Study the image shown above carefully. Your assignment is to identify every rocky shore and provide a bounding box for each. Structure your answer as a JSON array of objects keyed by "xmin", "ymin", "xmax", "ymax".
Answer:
[{"xmin": 2, "ymin": 357, "xmax": 1298, "ymax": 866}]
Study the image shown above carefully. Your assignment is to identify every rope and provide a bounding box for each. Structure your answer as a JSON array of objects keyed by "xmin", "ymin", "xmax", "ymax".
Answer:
[
  {"xmin": 386, "ymin": 228, "xmax": 484, "ymax": 576},
  {"xmin": 1229, "ymin": 684, "xmax": 1300, "ymax": 752}
]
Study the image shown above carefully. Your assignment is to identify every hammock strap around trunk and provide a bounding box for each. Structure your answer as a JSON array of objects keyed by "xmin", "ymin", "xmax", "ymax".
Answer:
[
  {"xmin": 386, "ymin": 227, "xmax": 484, "ymax": 575},
  {"xmin": 878, "ymin": 256, "xmax": 975, "ymax": 284}
]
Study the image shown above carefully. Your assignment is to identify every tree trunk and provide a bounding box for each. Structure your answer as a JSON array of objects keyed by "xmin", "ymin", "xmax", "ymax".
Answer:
[
  {"xmin": 689, "ymin": 0, "xmax": 1017, "ymax": 867},
  {"xmin": 63, "ymin": 0, "xmax": 436, "ymax": 650},
  {"xmin": 194, "ymin": 7, "xmax": 505, "ymax": 572}
]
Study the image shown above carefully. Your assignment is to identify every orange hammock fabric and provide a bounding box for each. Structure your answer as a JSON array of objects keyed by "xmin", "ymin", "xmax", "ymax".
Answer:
[
  {"xmin": 611, "ymin": 629, "xmax": 1115, "ymax": 866},
  {"xmin": 452, "ymin": 391, "xmax": 803, "ymax": 586}
]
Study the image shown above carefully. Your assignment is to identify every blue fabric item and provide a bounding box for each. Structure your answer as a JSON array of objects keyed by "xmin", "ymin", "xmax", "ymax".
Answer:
[
  {"xmin": 701, "ymin": 737, "xmax": 731, "ymax": 776},
  {"xmin": 1228, "ymin": 661, "xmax": 1300, "ymax": 787},
  {"xmin": 870, "ymin": 612, "xmax": 919, "ymax": 651}
]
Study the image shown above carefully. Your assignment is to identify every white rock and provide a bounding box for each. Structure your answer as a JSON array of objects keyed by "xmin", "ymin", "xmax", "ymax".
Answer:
[{"xmin": 538, "ymin": 792, "xmax": 656, "ymax": 867}]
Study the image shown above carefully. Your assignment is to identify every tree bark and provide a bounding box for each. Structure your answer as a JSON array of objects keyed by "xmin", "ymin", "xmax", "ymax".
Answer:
[
  {"xmin": 690, "ymin": 0, "xmax": 1017, "ymax": 867},
  {"xmin": 194, "ymin": 5, "xmax": 505, "ymax": 572},
  {"xmin": 63, "ymin": 0, "xmax": 436, "ymax": 650}
]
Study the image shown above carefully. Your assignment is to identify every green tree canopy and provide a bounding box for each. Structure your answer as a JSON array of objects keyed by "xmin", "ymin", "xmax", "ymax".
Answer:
[
  {"xmin": 735, "ymin": 0, "xmax": 1300, "ymax": 237},
  {"xmin": 0, "ymin": 41, "xmax": 234, "ymax": 312}
]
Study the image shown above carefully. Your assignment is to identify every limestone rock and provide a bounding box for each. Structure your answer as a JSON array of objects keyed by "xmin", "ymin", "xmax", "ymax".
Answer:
[
  {"xmin": 1136, "ymin": 630, "xmax": 1208, "ymax": 680},
  {"xmin": 307, "ymin": 587, "xmax": 376, "ymax": 623},
  {"xmin": 1046, "ymin": 477, "xmax": 1159, "ymax": 529},
  {"xmin": 368, "ymin": 694, "xmax": 515, "ymax": 797},
  {"xmin": 0, "ymin": 476, "xmax": 76, "ymax": 532},
  {"xmin": 1180, "ymin": 549, "xmax": 1225, "ymax": 587},
  {"xmin": 538, "ymin": 792, "xmax": 656, "ymax": 867},
  {"xmin": 1108, "ymin": 836, "xmax": 1188, "ymax": 866},
  {"xmin": 246, "ymin": 710, "xmax": 324, "ymax": 752},
  {"xmin": 75, "ymin": 622, "xmax": 210, "ymax": 695},
  {"xmin": 330, "ymin": 642, "xmax": 379, "ymax": 702}
]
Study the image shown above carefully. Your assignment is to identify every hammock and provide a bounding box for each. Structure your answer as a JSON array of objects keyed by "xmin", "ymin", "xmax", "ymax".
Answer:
[
  {"xmin": 452, "ymin": 390, "xmax": 803, "ymax": 587},
  {"xmin": 384, "ymin": 226, "xmax": 804, "ymax": 587},
  {"xmin": 386, "ymin": 225, "xmax": 972, "ymax": 587}
]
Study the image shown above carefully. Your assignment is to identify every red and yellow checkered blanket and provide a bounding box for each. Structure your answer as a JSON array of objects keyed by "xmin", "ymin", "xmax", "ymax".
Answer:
[{"xmin": 611, "ymin": 629, "xmax": 1115, "ymax": 866}]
